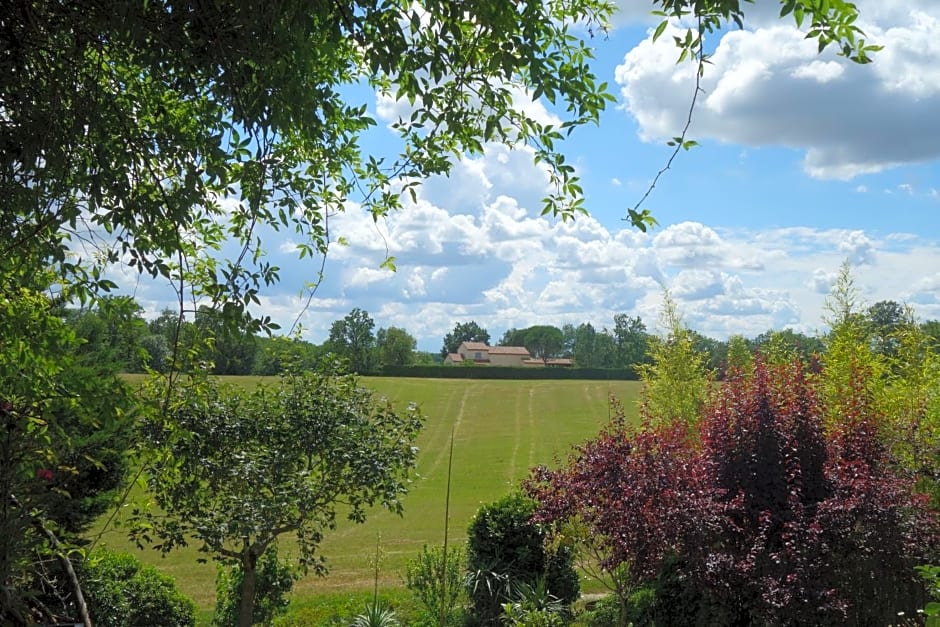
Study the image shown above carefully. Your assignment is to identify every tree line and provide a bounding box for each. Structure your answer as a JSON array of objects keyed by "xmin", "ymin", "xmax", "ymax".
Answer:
[{"xmin": 61, "ymin": 297, "xmax": 940, "ymax": 377}]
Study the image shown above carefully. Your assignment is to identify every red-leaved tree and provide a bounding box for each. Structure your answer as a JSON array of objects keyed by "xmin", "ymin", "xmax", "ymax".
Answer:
[{"xmin": 528, "ymin": 358, "xmax": 939, "ymax": 624}]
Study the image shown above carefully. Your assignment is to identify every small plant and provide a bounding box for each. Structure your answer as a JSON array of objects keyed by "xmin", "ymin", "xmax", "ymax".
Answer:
[
  {"xmin": 501, "ymin": 577, "xmax": 566, "ymax": 626},
  {"xmin": 406, "ymin": 544, "xmax": 466, "ymax": 626},
  {"xmin": 350, "ymin": 534, "xmax": 401, "ymax": 627},
  {"xmin": 350, "ymin": 602, "xmax": 401, "ymax": 627}
]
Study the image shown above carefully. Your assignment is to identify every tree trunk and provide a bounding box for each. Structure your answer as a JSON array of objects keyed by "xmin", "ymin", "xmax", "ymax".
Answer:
[{"xmin": 238, "ymin": 552, "xmax": 258, "ymax": 627}]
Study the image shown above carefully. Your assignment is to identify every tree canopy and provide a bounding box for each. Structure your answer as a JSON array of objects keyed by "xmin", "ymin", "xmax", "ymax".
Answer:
[{"xmin": 441, "ymin": 321, "xmax": 491, "ymax": 357}]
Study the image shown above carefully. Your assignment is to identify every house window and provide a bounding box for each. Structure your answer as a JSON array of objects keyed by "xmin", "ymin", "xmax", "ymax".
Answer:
[{"xmin": 475, "ymin": 352, "xmax": 482, "ymax": 360}]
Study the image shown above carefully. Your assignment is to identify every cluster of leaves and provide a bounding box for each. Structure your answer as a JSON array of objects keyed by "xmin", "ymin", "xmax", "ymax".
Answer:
[
  {"xmin": 79, "ymin": 550, "xmax": 196, "ymax": 627},
  {"xmin": 465, "ymin": 492, "xmax": 579, "ymax": 626},
  {"xmin": 528, "ymin": 357, "xmax": 939, "ymax": 624},
  {"xmin": 131, "ymin": 360, "xmax": 422, "ymax": 625},
  {"xmin": 405, "ymin": 544, "xmax": 466, "ymax": 627},
  {"xmin": 2, "ymin": 0, "xmax": 618, "ymax": 332},
  {"xmin": 0, "ymin": 288, "xmax": 133, "ymax": 623}
]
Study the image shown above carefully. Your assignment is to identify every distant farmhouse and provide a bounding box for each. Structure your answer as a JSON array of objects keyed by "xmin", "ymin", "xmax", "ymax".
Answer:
[{"xmin": 444, "ymin": 341, "xmax": 574, "ymax": 367}]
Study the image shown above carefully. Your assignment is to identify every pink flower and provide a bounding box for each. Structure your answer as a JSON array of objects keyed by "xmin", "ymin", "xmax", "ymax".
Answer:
[{"xmin": 36, "ymin": 468, "xmax": 53, "ymax": 482}]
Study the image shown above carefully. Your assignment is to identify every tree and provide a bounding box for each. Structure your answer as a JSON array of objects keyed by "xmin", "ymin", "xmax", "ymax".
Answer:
[
  {"xmin": 499, "ymin": 328, "xmax": 529, "ymax": 348},
  {"xmin": 593, "ymin": 331, "xmax": 619, "ymax": 369},
  {"xmin": 194, "ymin": 306, "xmax": 259, "ymax": 375},
  {"xmin": 327, "ymin": 308, "xmax": 376, "ymax": 373},
  {"xmin": 132, "ymin": 363, "xmax": 423, "ymax": 627},
  {"xmin": 64, "ymin": 296, "xmax": 150, "ymax": 372},
  {"xmin": 441, "ymin": 321, "xmax": 490, "ymax": 358},
  {"xmin": 924, "ymin": 320, "xmax": 940, "ymax": 349},
  {"xmin": 376, "ymin": 326, "xmax": 417, "ymax": 367},
  {"xmin": 612, "ymin": 314, "xmax": 650, "ymax": 369},
  {"xmin": 524, "ymin": 325, "xmax": 565, "ymax": 363},
  {"xmin": 752, "ymin": 328, "xmax": 825, "ymax": 369},
  {"xmin": 572, "ymin": 322, "xmax": 599, "ymax": 368},
  {"xmin": 867, "ymin": 299, "xmax": 906, "ymax": 359},
  {"xmin": 636, "ymin": 295, "xmax": 712, "ymax": 427},
  {"xmin": 724, "ymin": 334, "xmax": 753, "ymax": 376},
  {"xmin": 561, "ymin": 323, "xmax": 577, "ymax": 357}
]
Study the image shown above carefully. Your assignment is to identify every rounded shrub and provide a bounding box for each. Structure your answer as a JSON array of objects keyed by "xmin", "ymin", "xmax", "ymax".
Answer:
[
  {"xmin": 81, "ymin": 549, "xmax": 196, "ymax": 627},
  {"xmin": 466, "ymin": 492, "xmax": 578, "ymax": 626}
]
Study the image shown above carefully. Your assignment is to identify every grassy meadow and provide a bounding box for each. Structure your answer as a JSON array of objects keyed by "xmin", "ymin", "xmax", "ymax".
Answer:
[{"xmin": 94, "ymin": 376, "xmax": 642, "ymax": 617}]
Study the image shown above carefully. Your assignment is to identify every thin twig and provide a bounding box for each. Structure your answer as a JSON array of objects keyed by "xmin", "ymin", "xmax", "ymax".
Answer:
[{"xmin": 628, "ymin": 17, "xmax": 707, "ymax": 219}]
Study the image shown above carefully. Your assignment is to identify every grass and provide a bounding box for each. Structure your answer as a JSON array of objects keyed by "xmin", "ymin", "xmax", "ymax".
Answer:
[{"xmin": 93, "ymin": 376, "xmax": 642, "ymax": 619}]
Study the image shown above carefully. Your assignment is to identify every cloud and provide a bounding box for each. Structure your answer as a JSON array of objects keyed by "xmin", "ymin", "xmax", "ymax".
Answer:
[
  {"xmin": 614, "ymin": 4, "xmax": 940, "ymax": 179},
  {"xmin": 838, "ymin": 230, "xmax": 877, "ymax": 265}
]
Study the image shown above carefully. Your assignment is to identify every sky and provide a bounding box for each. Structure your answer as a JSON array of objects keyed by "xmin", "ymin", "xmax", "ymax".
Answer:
[{"xmin": 132, "ymin": 0, "xmax": 940, "ymax": 352}]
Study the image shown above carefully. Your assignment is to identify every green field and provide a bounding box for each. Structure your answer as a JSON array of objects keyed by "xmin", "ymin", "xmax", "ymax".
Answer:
[{"xmin": 93, "ymin": 376, "xmax": 642, "ymax": 615}]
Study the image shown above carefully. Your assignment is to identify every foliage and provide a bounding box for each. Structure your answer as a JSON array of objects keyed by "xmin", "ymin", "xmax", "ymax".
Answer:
[
  {"xmin": 252, "ymin": 335, "xmax": 324, "ymax": 376},
  {"xmin": 867, "ymin": 299, "xmax": 906, "ymax": 359},
  {"xmin": 500, "ymin": 328, "xmax": 530, "ymax": 348},
  {"xmin": 132, "ymin": 361, "xmax": 423, "ymax": 626},
  {"xmin": 578, "ymin": 589, "xmax": 654, "ymax": 627},
  {"xmin": 524, "ymin": 326, "xmax": 566, "ymax": 362},
  {"xmin": 879, "ymin": 311, "xmax": 940, "ymax": 505},
  {"xmin": 529, "ymin": 357, "xmax": 939, "ymax": 625},
  {"xmin": 80, "ymin": 549, "xmax": 196, "ymax": 627},
  {"xmin": 635, "ymin": 294, "xmax": 712, "ymax": 427},
  {"xmin": 654, "ymin": 0, "xmax": 880, "ymax": 67},
  {"xmin": 405, "ymin": 544, "xmax": 466, "ymax": 626},
  {"xmin": 441, "ymin": 321, "xmax": 492, "ymax": 358},
  {"xmin": 0, "ymin": 288, "xmax": 133, "ymax": 622},
  {"xmin": 501, "ymin": 577, "xmax": 567, "ymax": 627},
  {"xmin": 724, "ymin": 334, "xmax": 753, "ymax": 376},
  {"xmin": 466, "ymin": 493, "xmax": 579, "ymax": 626},
  {"xmin": 350, "ymin": 602, "xmax": 401, "ymax": 627},
  {"xmin": 612, "ymin": 315, "xmax": 650, "ymax": 371},
  {"xmin": 329, "ymin": 308, "xmax": 377, "ymax": 374},
  {"xmin": 214, "ymin": 546, "xmax": 296, "ymax": 627},
  {"xmin": 3, "ymin": 1, "xmax": 619, "ymax": 335},
  {"xmin": 917, "ymin": 565, "xmax": 940, "ymax": 627},
  {"xmin": 376, "ymin": 326, "xmax": 417, "ymax": 368}
]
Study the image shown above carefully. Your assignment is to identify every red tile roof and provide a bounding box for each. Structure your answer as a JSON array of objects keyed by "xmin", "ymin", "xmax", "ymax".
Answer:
[
  {"xmin": 488, "ymin": 346, "xmax": 530, "ymax": 356},
  {"xmin": 460, "ymin": 341, "xmax": 490, "ymax": 351}
]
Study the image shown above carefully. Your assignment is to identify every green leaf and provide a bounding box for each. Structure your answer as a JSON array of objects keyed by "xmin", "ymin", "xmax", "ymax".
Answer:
[{"xmin": 652, "ymin": 20, "xmax": 669, "ymax": 43}]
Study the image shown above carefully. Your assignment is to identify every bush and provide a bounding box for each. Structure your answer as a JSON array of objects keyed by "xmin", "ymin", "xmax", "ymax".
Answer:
[
  {"xmin": 405, "ymin": 544, "xmax": 466, "ymax": 626},
  {"xmin": 81, "ymin": 550, "xmax": 195, "ymax": 627},
  {"xmin": 466, "ymin": 492, "xmax": 578, "ymax": 626},
  {"xmin": 214, "ymin": 547, "xmax": 295, "ymax": 627},
  {"xmin": 529, "ymin": 358, "xmax": 940, "ymax": 625}
]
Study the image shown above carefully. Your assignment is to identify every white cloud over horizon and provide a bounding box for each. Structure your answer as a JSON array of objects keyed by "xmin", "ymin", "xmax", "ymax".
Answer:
[
  {"xmin": 125, "ymin": 139, "xmax": 940, "ymax": 351},
  {"xmin": 614, "ymin": 3, "xmax": 940, "ymax": 180}
]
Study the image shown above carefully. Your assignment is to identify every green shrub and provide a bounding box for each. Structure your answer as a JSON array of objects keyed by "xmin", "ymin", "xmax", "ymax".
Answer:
[
  {"xmin": 466, "ymin": 493, "xmax": 578, "ymax": 626},
  {"xmin": 213, "ymin": 547, "xmax": 296, "ymax": 627},
  {"xmin": 577, "ymin": 589, "xmax": 655, "ymax": 627},
  {"xmin": 81, "ymin": 549, "xmax": 195, "ymax": 627},
  {"xmin": 405, "ymin": 544, "xmax": 466, "ymax": 626}
]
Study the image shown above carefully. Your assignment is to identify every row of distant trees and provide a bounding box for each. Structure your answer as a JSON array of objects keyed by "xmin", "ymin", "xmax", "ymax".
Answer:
[{"xmin": 59, "ymin": 297, "xmax": 940, "ymax": 376}]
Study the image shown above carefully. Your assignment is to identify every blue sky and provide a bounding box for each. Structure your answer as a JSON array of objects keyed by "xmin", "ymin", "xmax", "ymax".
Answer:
[{"xmin": 129, "ymin": 0, "xmax": 940, "ymax": 352}]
